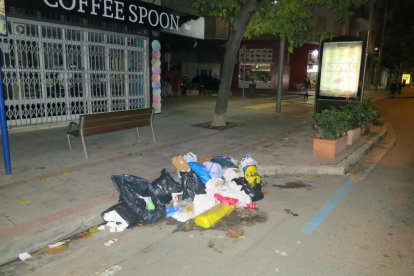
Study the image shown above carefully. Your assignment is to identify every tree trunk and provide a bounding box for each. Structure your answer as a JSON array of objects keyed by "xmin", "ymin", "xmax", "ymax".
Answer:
[{"xmin": 211, "ymin": 0, "xmax": 260, "ymax": 127}]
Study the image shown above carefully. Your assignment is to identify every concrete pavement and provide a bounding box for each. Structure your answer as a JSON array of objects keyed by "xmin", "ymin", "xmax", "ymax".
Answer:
[{"xmin": 0, "ymin": 89, "xmax": 396, "ymax": 265}]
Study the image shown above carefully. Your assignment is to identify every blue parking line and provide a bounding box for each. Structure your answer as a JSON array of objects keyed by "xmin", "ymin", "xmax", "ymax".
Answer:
[{"xmin": 302, "ymin": 179, "xmax": 356, "ymax": 234}]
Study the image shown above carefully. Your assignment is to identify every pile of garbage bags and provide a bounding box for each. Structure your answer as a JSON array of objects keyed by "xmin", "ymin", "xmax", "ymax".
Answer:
[{"xmin": 102, "ymin": 153, "xmax": 264, "ymax": 231}]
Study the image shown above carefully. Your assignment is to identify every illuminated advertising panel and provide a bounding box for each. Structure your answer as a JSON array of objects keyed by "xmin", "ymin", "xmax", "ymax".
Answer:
[{"xmin": 319, "ymin": 41, "xmax": 363, "ymax": 98}]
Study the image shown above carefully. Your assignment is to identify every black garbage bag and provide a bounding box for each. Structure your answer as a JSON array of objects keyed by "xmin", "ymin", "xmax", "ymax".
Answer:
[
  {"xmin": 233, "ymin": 177, "xmax": 264, "ymax": 202},
  {"xmin": 111, "ymin": 174, "xmax": 152, "ymax": 198},
  {"xmin": 180, "ymin": 170, "xmax": 206, "ymax": 200},
  {"xmin": 108, "ymin": 174, "xmax": 165, "ymax": 225},
  {"xmin": 150, "ymin": 168, "xmax": 182, "ymax": 205},
  {"xmin": 211, "ymin": 156, "xmax": 238, "ymax": 169}
]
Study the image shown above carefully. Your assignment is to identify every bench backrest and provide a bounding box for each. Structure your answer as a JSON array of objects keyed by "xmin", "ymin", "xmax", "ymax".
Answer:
[{"xmin": 80, "ymin": 108, "xmax": 153, "ymax": 136}]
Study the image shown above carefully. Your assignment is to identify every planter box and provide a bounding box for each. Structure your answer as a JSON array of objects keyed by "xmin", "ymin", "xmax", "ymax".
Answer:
[
  {"xmin": 362, "ymin": 124, "xmax": 371, "ymax": 135},
  {"xmin": 347, "ymin": 127, "xmax": 362, "ymax": 145},
  {"xmin": 313, "ymin": 136, "xmax": 347, "ymax": 159}
]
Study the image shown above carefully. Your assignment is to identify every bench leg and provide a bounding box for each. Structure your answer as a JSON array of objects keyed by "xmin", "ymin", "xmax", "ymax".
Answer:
[
  {"xmin": 67, "ymin": 134, "xmax": 72, "ymax": 151},
  {"xmin": 81, "ymin": 135, "xmax": 89, "ymax": 159},
  {"xmin": 151, "ymin": 122, "xmax": 157, "ymax": 143}
]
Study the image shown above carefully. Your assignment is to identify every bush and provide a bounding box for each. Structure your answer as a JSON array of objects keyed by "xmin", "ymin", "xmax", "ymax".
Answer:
[
  {"xmin": 313, "ymin": 108, "xmax": 351, "ymax": 140},
  {"xmin": 342, "ymin": 99, "xmax": 383, "ymax": 128}
]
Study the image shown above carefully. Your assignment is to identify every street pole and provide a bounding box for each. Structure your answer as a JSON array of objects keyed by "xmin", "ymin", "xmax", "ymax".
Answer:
[
  {"xmin": 276, "ymin": 36, "xmax": 285, "ymax": 113},
  {"xmin": 0, "ymin": 71, "xmax": 11, "ymax": 175}
]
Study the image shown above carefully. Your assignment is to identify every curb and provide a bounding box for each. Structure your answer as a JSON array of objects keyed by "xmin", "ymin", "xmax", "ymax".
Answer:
[{"xmin": 260, "ymin": 126, "xmax": 387, "ymax": 176}]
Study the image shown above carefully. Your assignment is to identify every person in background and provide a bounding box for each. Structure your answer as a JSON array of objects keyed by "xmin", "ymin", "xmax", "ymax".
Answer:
[
  {"xmin": 398, "ymin": 79, "xmax": 406, "ymax": 95},
  {"xmin": 303, "ymin": 76, "xmax": 311, "ymax": 100}
]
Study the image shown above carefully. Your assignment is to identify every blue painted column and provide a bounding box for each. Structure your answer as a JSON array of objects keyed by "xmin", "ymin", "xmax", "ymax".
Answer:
[{"xmin": 0, "ymin": 71, "xmax": 11, "ymax": 175}]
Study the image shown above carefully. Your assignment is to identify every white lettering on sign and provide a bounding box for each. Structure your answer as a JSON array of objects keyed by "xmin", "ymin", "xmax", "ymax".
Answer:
[{"xmin": 41, "ymin": 0, "xmax": 181, "ymax": 30}]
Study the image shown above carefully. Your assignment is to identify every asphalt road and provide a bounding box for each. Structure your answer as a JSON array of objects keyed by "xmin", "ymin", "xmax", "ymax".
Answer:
[{"xmin": 1, "ymin": 95, "xmax": 412, "ymax": 276}]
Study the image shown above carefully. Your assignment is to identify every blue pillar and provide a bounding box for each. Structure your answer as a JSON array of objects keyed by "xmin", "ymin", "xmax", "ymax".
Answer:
[{"xmin": 0, "ymin": 71, "xmax": 11, "ymax": 175}]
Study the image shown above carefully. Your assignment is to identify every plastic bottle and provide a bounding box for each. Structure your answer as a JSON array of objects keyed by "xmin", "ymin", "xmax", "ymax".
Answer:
[
  {"xmin": 194, "ymin": 204, "xmax": 235, "ymax": 229},
  {"xmin": 245, "ymin": 203, "xmax": 257, "ymax": 209}
]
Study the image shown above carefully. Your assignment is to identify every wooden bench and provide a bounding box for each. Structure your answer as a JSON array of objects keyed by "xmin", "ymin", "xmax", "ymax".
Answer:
[{"xmin": 66, "ymin": 108, "xmax": 156, "ymax": 159}]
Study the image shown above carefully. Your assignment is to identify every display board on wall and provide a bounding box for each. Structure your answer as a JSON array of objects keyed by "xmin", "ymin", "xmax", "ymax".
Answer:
[{"xmin": 315, "ymin": 36, "xmax": 366, "ymax": 113}]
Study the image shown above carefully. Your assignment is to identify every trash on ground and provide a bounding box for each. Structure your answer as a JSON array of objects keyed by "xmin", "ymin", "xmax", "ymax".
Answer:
[
  {"xmin": 47, "ymin": 244, "xmax": 68, "ymax": 254},
  {"xmin": 94, "ymin": 264, "xmax": 122, "ymax": 276},
  {"xmin": 18, "ymin": 200, "xmax": 31, "ymax": 205},
  {"xmin": 18, "ymin": 252, "xmax": 32, "ymax": 261},
  {"xmin": 101, "ymin": 153, "xmax": 264, "ymax": 233},
  {"xmin": 104, "ymin": 238, "xmax": 118, "ymax": 247},
  {"xmin": 225, "ymin": 228, "xmax": 244, "ymax": 238},
  {"xmin": 194, "ymin": 204, "xmax": 235, "ymax": 229},
  {"xmin": 48, "ymin": 240, "xmax": 69, "ymax": 248}
]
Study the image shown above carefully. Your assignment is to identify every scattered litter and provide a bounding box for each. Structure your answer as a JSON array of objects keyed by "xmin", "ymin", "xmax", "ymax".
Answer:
[
  {"xmin": 274, "ymin": 249, "xmax": 288, "ymax": 256},
  {"xmin": 98, "ymin": 225, "xmax": 106, "ymax": 231},
  {"xmin": 183, "ymin": 152, "xmax": 197, "ymax": 163},
  {"xmin": 19, "ymin": 199, "xmax": 31, "ymax": 205},
  {"xmin": 47, "ymin": 244, "xmax": 68, "ymax": 254},
  {"xmin": 104, "ymin": 238, "xmax": 118, "ymax": 247},
  {"xmin": 88, "ymin": 226, "xmax": 99, "ymax": 234},
  {"xmin": 48, "ymin": 240, "xmax": 68, "ymax": 248},
  {"xmin": 94, "ymin": 264, "xmax": 122, "ymax": 276},
  {"xmin": 284, "ymin": 209, "xmax": 299, "ymax": 216},
  {"xmin": 225, "ymin": 228, "xmax": 244, "ymax": 238},
  {"xmin": 102, "ymin": 210, "xmax": 128, "ymax": 232},
  {"xmin": 194, "ymin": 204, "xmax": 235, "ymax": 229},
  {"xmin": 245, "ymin": 203, "xmax": 257, "ymax": 209},
  {"xmin": 18, "ymin": 252, "xmax": 32, "ymax": 261}
]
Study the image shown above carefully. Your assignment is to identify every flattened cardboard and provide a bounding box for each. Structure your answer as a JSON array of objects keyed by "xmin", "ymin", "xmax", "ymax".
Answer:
[{"xmin": 172, "ymin": 155, "xmax": 190, "ymax": 171}]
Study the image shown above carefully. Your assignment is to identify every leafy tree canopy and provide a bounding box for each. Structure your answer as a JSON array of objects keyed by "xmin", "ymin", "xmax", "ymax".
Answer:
[{"xmin": 191, "ymin": 0, "xmax": 367, "ymax": 52}]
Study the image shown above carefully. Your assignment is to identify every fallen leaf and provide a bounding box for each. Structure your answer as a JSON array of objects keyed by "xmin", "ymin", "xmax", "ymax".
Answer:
[
  {"xmin": 88, "ymin": 226, "xmax": 99, "ymax": 234},
  {"xmin": 19, "ymin": 200, "xmax": 31, "ymax": 205},
  {"xmin": 79, "ymin": 232, "xmax": 92, "ymax": 239},
  {"xmin": 41, "ymin": 177, "xmax": 50, "ymax": 183},
  {"xmin": 226, "ymin": 228, "xmax": 244, "ymax": 238}
]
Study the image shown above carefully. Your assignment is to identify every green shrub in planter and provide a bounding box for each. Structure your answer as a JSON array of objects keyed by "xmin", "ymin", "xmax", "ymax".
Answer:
[
  {"xmin": 313, "ymin": 108, "xmax": 351, "ymax": 140},
  {"xmin": 342, "ymin": 99, "xmax": 383, "ymax": 128},
  {"xmin": 360, "ymin": 99, "xmax": 382, "ymax": 126},
  {"xmin": 342, "ymin": 100, "xmax": 365, "ymax": 129}
]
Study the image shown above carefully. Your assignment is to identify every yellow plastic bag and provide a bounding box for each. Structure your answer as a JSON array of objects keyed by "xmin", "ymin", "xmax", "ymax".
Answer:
[{"xmin": 194, "ymin": 204, "xmax": 235, "ymax": 229}]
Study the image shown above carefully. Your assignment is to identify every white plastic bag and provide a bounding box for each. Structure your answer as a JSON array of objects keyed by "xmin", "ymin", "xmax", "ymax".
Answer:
[{"xmin": 183, "ymin": 152, "xmax": 197, "ymax": 163}]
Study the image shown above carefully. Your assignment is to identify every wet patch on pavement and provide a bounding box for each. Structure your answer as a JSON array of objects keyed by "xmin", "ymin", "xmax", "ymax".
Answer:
[
  {"xmin": 192, "ymin": 122, "xmax": 244, "ymax": 130},
  {"xmin": 272, "ymin": 181, "xmax": 312, "ymax": 189}
]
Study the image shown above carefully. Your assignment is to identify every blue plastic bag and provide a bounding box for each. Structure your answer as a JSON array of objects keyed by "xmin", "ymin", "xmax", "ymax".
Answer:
[{"xmin": 188, "ymin": 162, "xmax": 211, "ymax": 184}]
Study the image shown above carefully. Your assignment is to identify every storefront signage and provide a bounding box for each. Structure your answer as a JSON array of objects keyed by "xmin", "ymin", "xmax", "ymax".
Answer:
[{"xmin": 8, "ymin": 0, "xmax": 204, "ymax": 38}]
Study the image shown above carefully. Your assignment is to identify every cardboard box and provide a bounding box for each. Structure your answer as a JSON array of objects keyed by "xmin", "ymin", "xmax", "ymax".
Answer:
[
  {"xmin": 198, "ymin": 156, "xmax": 212, "ymax": 164},
  {"xmin": 172, "ymin": 155, "xmax": 190, "ymax": 171}
]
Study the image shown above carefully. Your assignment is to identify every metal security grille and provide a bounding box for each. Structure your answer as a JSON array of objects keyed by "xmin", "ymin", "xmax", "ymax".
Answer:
[{"xmin": 1, "ymin": 18, "xmax": 149, "ymax": 128}]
